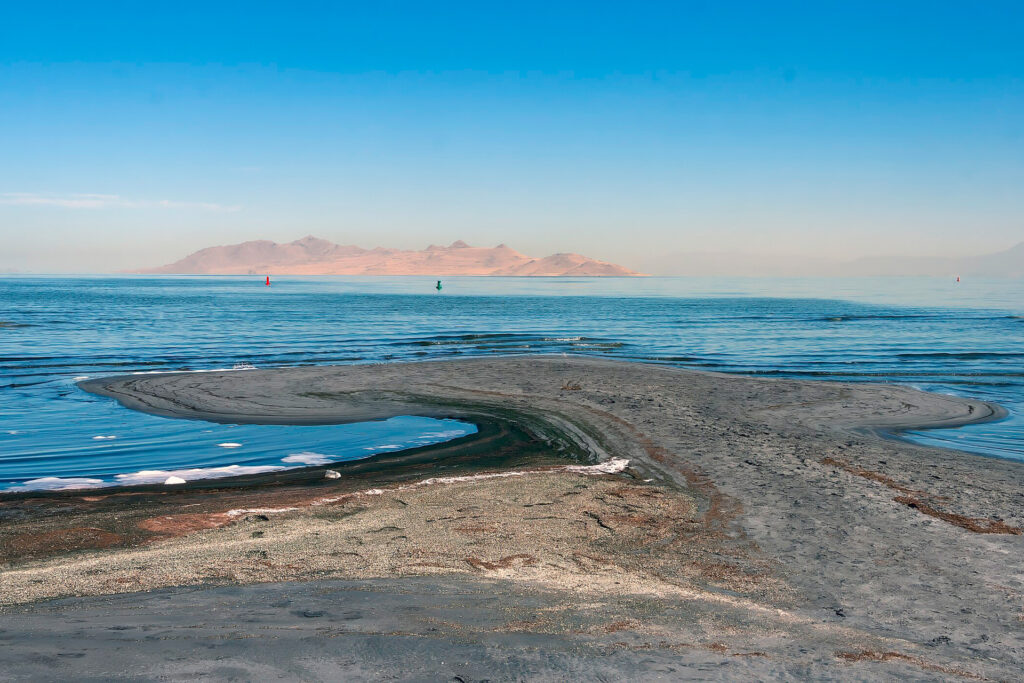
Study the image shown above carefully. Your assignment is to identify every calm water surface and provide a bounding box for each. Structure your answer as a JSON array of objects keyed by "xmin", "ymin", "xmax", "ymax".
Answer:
[{"xmin": 1, "ymin": 275, "xmax": 1021, "ymax": 489}]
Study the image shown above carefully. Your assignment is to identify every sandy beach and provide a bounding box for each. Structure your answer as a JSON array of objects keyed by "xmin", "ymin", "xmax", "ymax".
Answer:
[{"xmin": 2, "ymin": 356, "xmax": 1022, "ymax": 680}]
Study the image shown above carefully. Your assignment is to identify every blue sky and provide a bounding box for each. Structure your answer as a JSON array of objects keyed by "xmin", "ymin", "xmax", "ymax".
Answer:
[{"xmin": 1, "ymin": 1, "xmax": 1022, "ymax": 272}]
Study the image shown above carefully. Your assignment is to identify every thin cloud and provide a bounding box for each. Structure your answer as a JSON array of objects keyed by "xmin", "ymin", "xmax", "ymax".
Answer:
[{"xmin": 0, "ymin": 193, "xmax": 241, "ymax": 212}]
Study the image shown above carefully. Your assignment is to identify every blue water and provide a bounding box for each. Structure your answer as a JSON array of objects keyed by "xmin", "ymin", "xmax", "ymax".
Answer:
[
  {"xmin": 1, "ymin": 275, "xmax": 1022, "ymax": 490},
  {"xmin": 0, "ymin": 408, "xmax": 475, "ymax": 491}
]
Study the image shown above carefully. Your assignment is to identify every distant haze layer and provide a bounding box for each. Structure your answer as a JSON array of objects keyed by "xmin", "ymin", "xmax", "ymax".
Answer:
[
  {"xmin": 136, "ymin": 236, "xmax": 641, "ymax": 276},
  {"xmin": 641, "ymin": 242, "xmax": 1024, "ymax": 278}
]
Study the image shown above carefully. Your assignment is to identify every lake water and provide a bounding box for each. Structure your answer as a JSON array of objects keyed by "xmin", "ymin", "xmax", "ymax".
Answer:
[{"xmin": 1, "ymin": 275, "xmax": 1021, "ymax": 489}]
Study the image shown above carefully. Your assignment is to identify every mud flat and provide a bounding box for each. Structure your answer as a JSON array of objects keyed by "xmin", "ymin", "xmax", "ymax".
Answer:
[{"xmin": 1, "ymin": 356, "xmax": 1021, "ymax": 680}]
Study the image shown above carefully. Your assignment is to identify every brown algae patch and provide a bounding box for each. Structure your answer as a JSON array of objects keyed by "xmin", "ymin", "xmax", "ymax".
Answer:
[
  {"xmin": 137, "ymin": 512, "xmax": 234, "ymax": 537},
  {"xmin": 7, "ymin": 527, "xmax": 127, "ymax": 560},
  {"xmin": 0, "ymin": 470, "xmax": 787, "ymax": 610},
  {"xmin": 821, "ymin": 456, "xmax": 1022, "ymax": 535},
  {"xmin": 893, "ymin": 496, "xmax": 1022, "ymax": 535},
  {"xmin": 835, "ymin": 650, "xmax": 985, "ymax": 680},
  {"xmin": 820, "ymin": 456, "xmax": 928, "ymax": 496}
]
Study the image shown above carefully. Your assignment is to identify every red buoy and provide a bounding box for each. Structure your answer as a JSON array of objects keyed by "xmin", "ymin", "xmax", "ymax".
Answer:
[{"xmin": 266, "ymin": 276, "xmax": 271, "ymax": 286}]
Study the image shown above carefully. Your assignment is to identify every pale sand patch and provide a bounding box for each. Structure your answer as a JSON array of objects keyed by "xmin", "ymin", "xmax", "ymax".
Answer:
[{"xmin": 1, "ymin": 471, "xmax": 786, "ymax": 611}]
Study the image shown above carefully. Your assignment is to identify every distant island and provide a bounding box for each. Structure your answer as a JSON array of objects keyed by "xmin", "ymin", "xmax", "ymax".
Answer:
[{"xmin": 136, "ymin": 236, "xmax": 641, "ymax": 276}]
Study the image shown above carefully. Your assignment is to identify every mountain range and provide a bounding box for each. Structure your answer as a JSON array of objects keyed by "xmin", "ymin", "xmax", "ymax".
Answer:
[
  {"xmin": 135, "ymin": 236, "xmax": 1023, "ymax": 277},
  {"xmin": 137, "ymin": 236, "xmax": 641, "ymax": 276},
  {"xmin": 836, "ymin": 241, "xmax": 1024, "ymax": 278}
]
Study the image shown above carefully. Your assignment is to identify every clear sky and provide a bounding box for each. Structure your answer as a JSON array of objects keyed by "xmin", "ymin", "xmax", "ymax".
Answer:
[{"xmin": 1, "ymin": 1, "xmax": 1022, "ymax": 273}]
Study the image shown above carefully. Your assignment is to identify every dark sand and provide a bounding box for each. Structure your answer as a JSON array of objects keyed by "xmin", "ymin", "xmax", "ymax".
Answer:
[{"xmin": 1, "ymin": 356, "xmax": 1021, "ymax": 680}]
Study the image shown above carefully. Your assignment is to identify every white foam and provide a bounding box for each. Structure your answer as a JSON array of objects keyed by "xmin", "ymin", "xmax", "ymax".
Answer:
[
  {"xmin": 191, "ymin": 366, "xmax": 253, "ymax": 373},
  {"xmin": 73, "ymin": 375, "xmax": 90, "ymax": 381},
  {"xmin": 217, "ymin": 442, "xmax": 242, "ymax": 448},
  {"xmin": 307, "ymin": 459, "xmax": 631, "ymax": 509},
  {"xmin": 226, "ymin": 505, "xmax": 300, "ymax": 518},
  {"xmin": 92, "ymin": 435, "xmax": 117, "ymax": 440},
  {"xmin": 565, "ymin": 457, "xmax": 630, "ymax": 474},
  {"xmin": 164, "ymin": 476, "xmax": 187, "ymax": 485},
  {"xmin": 415, "ymin": 471, "xmax": 530, "ymax": 487},
  {"xmin": 220, "ymin": 458, "xmax": 632, "ymax": 520},
  {"xmin": 11, "ymin": 476, "xmax": 107, "ymax": 491},
  {"xmin": 114, "ymin": 464, "xmax": 284, "ymax": 485},
  {"xmin": 282, "ymin": 451, "xmax": 333, "ymax": 465},
  {"xmin": 6, "ymin": 430, "xmax": 20, "ymax": 435},
  {"xmin": 130, "ymin": 367, "xmax": 258, "ymax": 376}
]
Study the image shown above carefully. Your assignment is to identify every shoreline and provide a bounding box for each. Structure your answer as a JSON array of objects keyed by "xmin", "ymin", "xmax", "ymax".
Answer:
[
  {"xmin": 3, "ymin": 356, "xmax": 1022, "ymax": 679},
  {"xmin": 6, "ymin": 360, "xmax": 1005, "ymax": 498},
  {"xmin": 0, "ymin": 414, "xmax": 574, "ymax": 500}
]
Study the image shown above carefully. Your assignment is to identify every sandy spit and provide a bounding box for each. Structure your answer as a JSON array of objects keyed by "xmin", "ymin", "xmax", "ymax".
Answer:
[{"xmin": 1, "ymin": 356, "xmax": 1020, "ymax": 680}]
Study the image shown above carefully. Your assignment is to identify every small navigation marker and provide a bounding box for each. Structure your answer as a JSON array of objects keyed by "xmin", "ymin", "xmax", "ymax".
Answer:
[
  {"xmin": 266, "ymin": 275, "xmax": 271, "ymax": 286},
  {"xmin": 956, "ymin": 275, "xmax": 960, "ymax": 283},
  {"xmin": 436, "ymin": 280, "xmax": 442, "ymax": 291}
]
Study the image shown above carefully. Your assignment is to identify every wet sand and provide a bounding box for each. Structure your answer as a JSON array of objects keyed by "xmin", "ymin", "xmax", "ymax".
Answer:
[{"xmin": 1, "ymin": 356, "xmax": 1022, "ymax": 680}]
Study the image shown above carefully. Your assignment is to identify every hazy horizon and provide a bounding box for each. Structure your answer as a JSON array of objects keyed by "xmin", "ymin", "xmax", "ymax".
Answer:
[
  {"xmin": 2, "ymin": 2, "xmax": 1022, "ymax": 273},
  {"xmin": 4, "ymin": 234, "xmax": 1023, "ymax": 278}
]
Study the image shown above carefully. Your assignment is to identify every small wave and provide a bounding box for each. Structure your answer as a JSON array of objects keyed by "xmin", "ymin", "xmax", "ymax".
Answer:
[
  {"xmin": 1, "ymin": 379, "xmax": 51, "ymax": 389},
  {"xmin": 571, "ymin": 341, "xmax": 624, "ymax": 348},
  {"xmin": 409, "ymin": 333, "xmax": 527, "ymax": 346},
  {"xmin": 405, "ymin": 332, "xmax": 626, "ymax": 350},
  {"xmin": 129, "ymin": 366, "xmax": 264, "ymax": 376},
  {"xmin": 635, "ymin": 355, "xmax": 704, "ymax": 363},
  {"xmin": 217, "ymin": 442, "xmax": 243, "ymax": 448},
  {"xmin": 895, "ymin": 351, "xmax": 1024, "ymax": 360},
  {"xmin": 818, "ymin": 314, "xmax": 932, "ymax": 321},
  {"xmin": 92, "ymin": 435, "xmax": 117, "ymax": 440},
  {"xmin": 114, "ymin": 464, "xmax": 285, "ymax": 485},
  {"xmin": 10, "ymin": 476, "xmax": 107, "ymax": 491}
]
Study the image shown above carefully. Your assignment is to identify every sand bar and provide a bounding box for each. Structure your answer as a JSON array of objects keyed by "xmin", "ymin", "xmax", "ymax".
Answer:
[{"xmin": 1, "ymin": 356, "xmax": 1021, "ymax": 680}]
